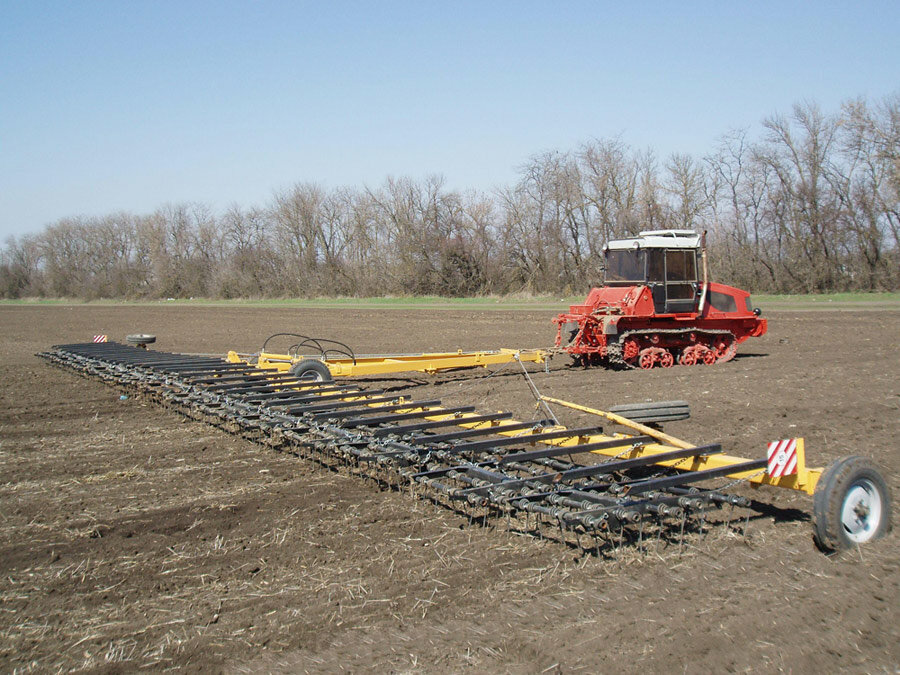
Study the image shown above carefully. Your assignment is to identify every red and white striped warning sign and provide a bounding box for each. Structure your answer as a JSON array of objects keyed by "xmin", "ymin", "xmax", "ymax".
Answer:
[
  {"xmin": 767, "ymin": 439, "xmax": 798, "ymax": 477},
  {"xmin": 92, "ymin": 335, "xmax": 108, "ymax": 343}
]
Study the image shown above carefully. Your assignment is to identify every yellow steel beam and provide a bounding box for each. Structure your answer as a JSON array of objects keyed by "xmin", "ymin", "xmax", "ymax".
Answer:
[
  {"xmin": 228, "ymin": 348, "xmax": 548, "ymax": 377},
  {"xmin": 540, "ymin": 396, "xmax": 821, "ymax": 495}
]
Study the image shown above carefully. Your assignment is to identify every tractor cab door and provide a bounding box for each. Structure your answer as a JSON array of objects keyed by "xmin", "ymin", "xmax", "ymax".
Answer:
[
  {"xmin": 646, "ymin": 249, "xmax": 667, "ymax": 313},
  {"xmin": 664, "ymin": 248, "xmax": 698, "ymax": 313}
]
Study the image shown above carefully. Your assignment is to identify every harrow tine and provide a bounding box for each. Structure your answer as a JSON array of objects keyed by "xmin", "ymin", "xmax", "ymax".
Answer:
[
  {"xmin": 620, "ymin": 458, "xmax": 766, "ymax": 495},
  {"xmin": 457, "ymin": 444, "xmax": 722, "ymax": 498}
]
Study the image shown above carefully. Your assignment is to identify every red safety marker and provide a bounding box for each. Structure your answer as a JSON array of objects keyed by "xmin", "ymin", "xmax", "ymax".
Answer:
[
  {"xmin": 767, "ymin": 439, "xmax": 798, "ymax": 477},
  {"xmin": 92, "ymin": 335, "xmax": 108, "ymax": 343}
]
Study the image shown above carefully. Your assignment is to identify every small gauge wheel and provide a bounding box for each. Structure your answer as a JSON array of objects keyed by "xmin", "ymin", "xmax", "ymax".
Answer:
[
  {"xmin": 813, "ymin": 455, "xmax": 892, "ymax": 551},
  {"xmin": 289, "ymin": 359, "xmax": 334, "ymax": 383},
  {"xmin": 126, "ymin": 334, "xmax": 156, "ymax": 347}
]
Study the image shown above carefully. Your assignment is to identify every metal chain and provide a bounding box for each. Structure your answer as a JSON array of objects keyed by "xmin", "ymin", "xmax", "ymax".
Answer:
[
  {"xmin": 716, "ymin": 468, "xmax": 767, "ymax": 491},
  {"xmin": 452, "ymin": 357, "xmax": 516, "ymax": 392},
  {"xmin": 516, "ymin": 357, "xmax": 560, "ymax": 426}
]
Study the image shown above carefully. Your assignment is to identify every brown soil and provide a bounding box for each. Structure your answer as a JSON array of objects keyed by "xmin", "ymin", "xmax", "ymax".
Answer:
[{"xmin": 1, "ymin": 304, "xmax": 898, "ymax": 673}]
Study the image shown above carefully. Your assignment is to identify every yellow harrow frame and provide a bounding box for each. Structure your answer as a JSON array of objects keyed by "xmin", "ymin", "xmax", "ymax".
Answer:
[
  {"xmin": 42, "ymin": 339, "xmax": 892, "ymax": 552},
  {"xmin": 539, "ymin": 396, "xmax": 821, "ymax": 495},
  {"xmin": 226, "ymin": 347, "xmax": 549, "ymax": 378}
]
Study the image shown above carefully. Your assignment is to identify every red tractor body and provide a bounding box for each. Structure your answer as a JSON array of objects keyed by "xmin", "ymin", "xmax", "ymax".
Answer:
[{"xmin": 554, "ymin": 230, "xmax": 767, "ymax": 369}]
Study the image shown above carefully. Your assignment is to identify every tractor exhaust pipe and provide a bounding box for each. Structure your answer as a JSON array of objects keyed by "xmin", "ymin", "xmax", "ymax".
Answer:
[{"xmin": 697, "ymin": 230, "xmax": 709, "ymax": 314}]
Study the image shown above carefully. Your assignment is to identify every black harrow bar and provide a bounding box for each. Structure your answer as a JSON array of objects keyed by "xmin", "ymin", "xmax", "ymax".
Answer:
[{"xmin": 39, "ymin": 342, "xmax": 758, "ymax": 553}]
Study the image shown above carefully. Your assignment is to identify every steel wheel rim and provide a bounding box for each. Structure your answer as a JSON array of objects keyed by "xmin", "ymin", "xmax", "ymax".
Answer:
[{"xmin": 841, "ymin": 480, "xmax": 883, "ymax": 543}]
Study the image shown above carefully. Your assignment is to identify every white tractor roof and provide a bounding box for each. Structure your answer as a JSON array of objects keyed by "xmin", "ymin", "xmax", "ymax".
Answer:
[{"xmin": 606, "ymin": 229, "xmax": 701, "ymax": 251}]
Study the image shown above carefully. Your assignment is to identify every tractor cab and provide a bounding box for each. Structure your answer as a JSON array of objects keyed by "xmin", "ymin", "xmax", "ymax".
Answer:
[{"xmin": 604, "ymin": 230, "xmax": 700, "ymax": 314}]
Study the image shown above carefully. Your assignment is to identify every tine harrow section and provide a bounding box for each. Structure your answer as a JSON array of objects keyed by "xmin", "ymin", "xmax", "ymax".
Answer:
[{"xmin": 40, "ymin": 342, "xmax": 757, "ymax": 552}]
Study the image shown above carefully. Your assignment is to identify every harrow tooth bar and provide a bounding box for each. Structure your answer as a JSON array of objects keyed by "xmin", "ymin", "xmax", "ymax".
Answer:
[
  {"xmin": 371, "ymin": 411, "xmax": 515, "ymax": 438},
  {"xmin": 620, "ymin": 458, "xmax": 767, "ymax": 495},
  {"xmin": 40, "ymin": 341, "xmax": 760, "ymax": 552},
  {"xmin": 309, "ymin": 399, "xmax": 444, "ymax": 421},
  {"xmin": 497, "ymin": 435, "xmax": 655, "ymax": 464},
  {"xmin": 248, "ymin": 386, "xmax": 370, "ymax": 403},
  {"xmin": 431, "ymin": 426, "xmax": 603, "ymax": 454},
  {"xmin": 282, "ymin": 394, "xmax": 398, "ymax": 414},
  {"xmin": 410, "ymin": 419, "xmax": 556, "ymax": 445},
  {"xmin": 337, "ymin": 406, "xmax": 477, "ymax": 428}
]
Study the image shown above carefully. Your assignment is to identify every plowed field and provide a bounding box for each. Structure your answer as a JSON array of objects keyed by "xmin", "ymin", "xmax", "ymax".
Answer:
[{"xmin": 1, "ymin": 304, "xmax": 898, "ymax": 672}]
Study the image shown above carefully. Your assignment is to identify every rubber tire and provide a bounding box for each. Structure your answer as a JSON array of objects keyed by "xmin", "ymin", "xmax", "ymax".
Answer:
[
  {"xmin": 813, "ymin": 455, "xmax": 892, "ymax": 552},
  {"xmin": 289, "ymin": 359, "xmax": 333, "ymax": 383},
  {"xmin": 609, "ymin": 400, "xmax": 691, "ymax": 423},
  {"xmin": 126, "ymin": 334, "xmax": 156, "ymax": 346},
  {"xmin": 613, "ymin": 412, "xmax": 692, "ymax": 423}
]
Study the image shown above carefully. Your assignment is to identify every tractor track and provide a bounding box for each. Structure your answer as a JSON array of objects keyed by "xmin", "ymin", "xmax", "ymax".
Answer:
[{"xmin": 608, "ymin": 328, "xmax": 737, "ymax": 369}]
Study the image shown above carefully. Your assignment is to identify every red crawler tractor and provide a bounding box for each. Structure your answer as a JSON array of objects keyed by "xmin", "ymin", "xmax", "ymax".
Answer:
[{"xmin": 554, "ymin": 230, "xmax": 767, "ymax": 369}]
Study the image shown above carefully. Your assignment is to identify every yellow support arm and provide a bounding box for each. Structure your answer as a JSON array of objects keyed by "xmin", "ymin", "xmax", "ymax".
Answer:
[{"xmin": 540, "ymin": 395, "xmax": 821, "ymax": 495}]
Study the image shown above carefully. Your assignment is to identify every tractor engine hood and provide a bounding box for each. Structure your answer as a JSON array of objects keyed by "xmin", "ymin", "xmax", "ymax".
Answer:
[{"xmin": 567, "ymin": 285, "xmax": 655, "ymax": 316}]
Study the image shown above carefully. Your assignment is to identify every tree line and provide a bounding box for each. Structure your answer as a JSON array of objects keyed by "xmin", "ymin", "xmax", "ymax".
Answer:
[{"xmin": 2, "ymin": 95, "xmax": 897, "ymax": 299}]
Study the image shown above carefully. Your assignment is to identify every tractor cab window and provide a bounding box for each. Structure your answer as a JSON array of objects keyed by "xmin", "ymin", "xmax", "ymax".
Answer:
[
  {"xmin": 665, "ymin": 249, "xmax": 697, "ymax": 282},
  {"xmin": 647, "ymin": 249, "xmax": 665, "ymax": 281},
  {"xmin": 605, "ymin": 249, "xmax": 645, "ymax": 282}
]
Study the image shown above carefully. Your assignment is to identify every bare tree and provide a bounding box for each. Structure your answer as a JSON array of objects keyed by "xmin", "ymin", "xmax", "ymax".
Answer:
[
  {"xmin": 664, "ymin": 153, "xmax": 707, "ymax": 230},
  {"xmin": 3, "ymin": 94, "xmax": 898, "ymax": 299}
]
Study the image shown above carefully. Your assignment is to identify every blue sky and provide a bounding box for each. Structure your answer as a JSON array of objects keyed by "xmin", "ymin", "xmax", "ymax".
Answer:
[{"xmin": 1, "ymin": 1, "xmax": 898, "ymax": 240}]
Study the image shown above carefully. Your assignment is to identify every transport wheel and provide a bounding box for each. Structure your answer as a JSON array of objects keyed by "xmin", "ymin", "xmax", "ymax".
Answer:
[
  {"xmin": 813, "ymin": 456, "xmax": 892, "ymax": 551},
  {"xmin": 702, "ymin": 349, "xmax": 717, "ymax": 365},
  {"xmin": 638, "ymin": 350, "xmax": 655, "ymax": 370},
  {"xmin": 289, "ymin": 359, "xmax": 333, "ymax": 383},
  {"xmin": 126, "ymin": 333, "xmax": 156, "ymax": 346},
  {"xmin": 659, "ymin": 351, "xmax": 675, "ymax": 368}
]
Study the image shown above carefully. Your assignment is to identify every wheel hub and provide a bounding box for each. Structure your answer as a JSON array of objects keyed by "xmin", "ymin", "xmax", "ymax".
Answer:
[{"xmin": 841, "ymin": 481, "xmax": 883, "ymax": 543}]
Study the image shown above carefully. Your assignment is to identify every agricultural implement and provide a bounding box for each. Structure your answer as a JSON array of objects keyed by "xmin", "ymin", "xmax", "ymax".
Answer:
[
  {"xmin": 221, "ymin": 332, "xmax": 549, "ymax": 382},
  {"xmin": 555, "ymin": 230, "xmax": 768, "ymax": 369},
  {"xmin": 39, "ymin": 340, "xmax": 891, "ymax": 554}
]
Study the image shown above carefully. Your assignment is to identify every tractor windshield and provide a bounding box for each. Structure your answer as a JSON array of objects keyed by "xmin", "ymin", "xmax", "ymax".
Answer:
[{"xmin": 605, "ymin": 249, "xmax": 645, "ymax": 282}]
